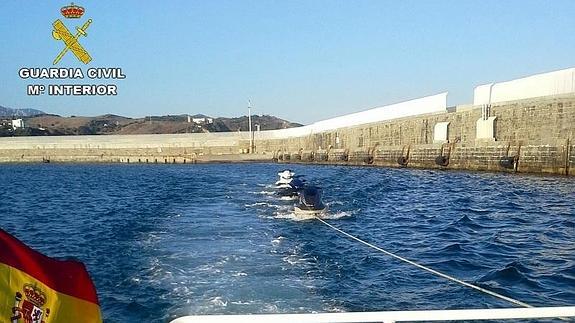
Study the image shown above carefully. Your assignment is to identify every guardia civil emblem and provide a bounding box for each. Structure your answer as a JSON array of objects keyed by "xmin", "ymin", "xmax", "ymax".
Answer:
[
  {"xmin": 10, "ymin": 284, "xmax": 51, "ymax": 323},
  {"xmin": 52, "ymin": 3, "xmax": 93, "ymax": 65}
]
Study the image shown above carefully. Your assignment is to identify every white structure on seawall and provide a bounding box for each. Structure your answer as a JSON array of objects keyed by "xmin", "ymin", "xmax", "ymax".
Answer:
[
  {"xmin": 474, "ymin": 67, "xmax": 575, "ymax": 105},
  {"xmin": 258, "ymin": 92, "xmax": 448, "ymax": 139}
]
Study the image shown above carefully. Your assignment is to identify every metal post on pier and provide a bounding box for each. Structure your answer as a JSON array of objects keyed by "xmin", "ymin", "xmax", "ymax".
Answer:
[{"xmin": 248, "ymin": 99, "xmax": 253, "ymax": 153}]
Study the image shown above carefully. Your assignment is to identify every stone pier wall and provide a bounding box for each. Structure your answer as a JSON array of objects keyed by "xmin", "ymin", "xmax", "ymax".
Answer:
[
  {"xmin": 0, "ymin": 132, "xmax": 254, "ymax": 164},
  {"xmin": 257, "ymin": 94, "xmax": 574, "ymax": 176},
  {"xmin": 0, "ymin": 94, "xmax": 573, "ymax": 176}
]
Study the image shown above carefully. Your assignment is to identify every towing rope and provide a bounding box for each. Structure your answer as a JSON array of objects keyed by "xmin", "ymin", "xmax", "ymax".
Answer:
[{"xmin": 314, "ymin": 217, "xmax": 534, "ymax": 308}]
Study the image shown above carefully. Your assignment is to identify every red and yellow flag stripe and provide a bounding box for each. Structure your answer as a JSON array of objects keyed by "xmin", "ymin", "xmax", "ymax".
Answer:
[{"xmin": 0, "ymin": 229, "xmax": 102, "ymax": 322}]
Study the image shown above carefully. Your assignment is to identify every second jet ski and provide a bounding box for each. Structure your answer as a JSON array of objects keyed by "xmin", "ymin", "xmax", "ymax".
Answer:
[{"xmin": 276, "ymin": 176, "xmax": 305, "ymax": 198}]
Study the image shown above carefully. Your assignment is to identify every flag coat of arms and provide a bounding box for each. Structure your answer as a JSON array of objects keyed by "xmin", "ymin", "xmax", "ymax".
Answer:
[{"xmin": 0, "ymin": 229, "xmax": 102, "ymax": 323}]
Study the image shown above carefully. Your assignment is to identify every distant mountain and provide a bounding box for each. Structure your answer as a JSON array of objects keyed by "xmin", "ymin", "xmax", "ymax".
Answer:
[{"xmin": 0, "ymin": 106, "xmax": 45, "ymax": 117}]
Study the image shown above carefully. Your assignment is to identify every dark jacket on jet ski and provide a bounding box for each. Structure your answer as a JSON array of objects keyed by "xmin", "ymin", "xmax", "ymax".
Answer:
[{"xmin": 297, "ymin": 186, "xmax": 325, "ymax": 210}]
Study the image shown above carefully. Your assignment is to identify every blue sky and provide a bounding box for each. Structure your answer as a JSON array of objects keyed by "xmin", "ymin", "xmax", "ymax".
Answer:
[{"xmin": 0, "ymin": 1, "xmax": 574, "ymax": 124}]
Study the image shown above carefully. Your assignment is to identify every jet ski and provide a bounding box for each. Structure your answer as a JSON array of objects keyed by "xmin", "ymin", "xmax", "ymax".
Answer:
[
  {"xmin": 276, "ymin": 177, "xmax": 305, "ymax": 198},
  {"xmin": 275, "ymin": 170, "xmax": 295, "ymax": 188},
  {"xmin": 294, "ymin": 186, "xmax": 327, "ymax": 220}
]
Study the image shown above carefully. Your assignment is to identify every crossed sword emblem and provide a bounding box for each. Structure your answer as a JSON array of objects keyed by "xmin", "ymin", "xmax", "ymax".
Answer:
[{"xmin": 52, "ymin": 18, "xmax": 92, "ymax": 65}]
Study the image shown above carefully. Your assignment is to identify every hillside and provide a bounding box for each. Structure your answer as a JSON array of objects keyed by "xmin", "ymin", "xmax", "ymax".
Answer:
[{"xmin": 15, "ymin": 114, "xmax": 302, "ymax": 136}]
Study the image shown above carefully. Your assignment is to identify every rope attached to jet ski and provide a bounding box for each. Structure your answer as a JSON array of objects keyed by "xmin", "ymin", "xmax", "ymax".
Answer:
[{"xmin": 314, "ymin": 217, "xmax": 534, "ymax": 309}]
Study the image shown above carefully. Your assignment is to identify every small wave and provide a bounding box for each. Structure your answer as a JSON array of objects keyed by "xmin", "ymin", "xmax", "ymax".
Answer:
[
  {"xmin": 271, "ymin": 236, "xmax": 285, "ymax": 246},
  {"xmin": 426, "ymin": 258, "xmax": 490, "ymax": 271},
  {"xmin": 172, "ymin": 285, "xmax": 191, "ymax": 295},
  {"xmin": 252, "ymin": 190, "xmax": 276, "ymax": 195},
  {"xmin": 270, "ymin": 210, "xmax": 319, "ymax": 222},
  {"xmin": 448, "ymin": 214, "xmax": 486, "ymax": 230},
  {"xmin": 478, "ymin": 261, "xmax": 541, "ymax": 288},
  {"xmin": 245, "ymin": 202, "xmax": 269, "ymax": 207},
  {"xmin": 272, "ymin": 212, "xmax": 304, "ymax": 221},
  {"xmin": 229, "ymin": 300, "xmax": 256, "ymax": 305},
  {"xmin": 282, "ymin": 254, "xmax": 314, "ymax": 266},
  {"xmin": 466, "ymin": 207, "xmax": 491, "ymax": 215},
  {"xmin": 282, "ymin": 255, "xmax": 301, "ymax": 265},
  {"xmin": 270, "ymin": 209, "xmax": 353, "ymax": 222},
  {"xmin": 561, "ymin": 219, "xmax": 575, "ymax": 228},
  {"xmin": 245, "ymin": 202, "xmax": 283, "ymax": 209},
  {"xmin": 247, "ymin": 202, "xmax": 296, "ymax": 220},
  {"xmin": 323, "ymin": 211, "xmax": 353, "ymax": 220},
  {"xmin": 326, "ymin": 200, "xmax": 344, "ymax": 207},
  {"xmin": 438, "ymin": 242, "xmax": 465, "ymax": 253},
  {"xmin": 209, "ymin": 296, "xmax": 228, "ymax": 307},
  {"xmin": 455, "ymin": 214, "xmax": 473, "ymax": 224}
]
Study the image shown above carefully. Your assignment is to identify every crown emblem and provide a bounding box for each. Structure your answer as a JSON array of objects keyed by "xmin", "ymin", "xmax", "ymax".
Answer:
[
  {"xmin": 61, "ymin": 2, "xmax": 85, "ymax": 19},
  {"xmin": 23, "ymin": 284, "xmax": 47, "ymax": 307}
]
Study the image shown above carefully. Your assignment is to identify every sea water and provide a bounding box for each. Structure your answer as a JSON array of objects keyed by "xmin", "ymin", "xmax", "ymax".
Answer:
[{"xmin": 0, "ymin": 163, "xmax": 573, "ymax": 322}]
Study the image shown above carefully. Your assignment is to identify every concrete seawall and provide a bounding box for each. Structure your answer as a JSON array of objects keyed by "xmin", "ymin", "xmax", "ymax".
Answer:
[
  {"xmin": 262, "ymin": 94, "xmax": 574, "ymax": 176},
  {"xmin": 0, "ymin": 94, "xmax": 573, "ymax": 176}
]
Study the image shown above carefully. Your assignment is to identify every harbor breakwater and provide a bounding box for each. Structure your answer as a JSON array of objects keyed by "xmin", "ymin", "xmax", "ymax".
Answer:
[
  {"xmin": 263, "ymin": 94, "xmax": 575, "ymax": 176},
  {"xmin": 1, "ymin": 69, "xmax": 574, "ymax": 176}
]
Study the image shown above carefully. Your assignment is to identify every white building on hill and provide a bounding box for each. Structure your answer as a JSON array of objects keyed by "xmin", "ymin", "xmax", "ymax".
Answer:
[
  {"xmin": 192, "ymin": 117, "xmax": 213, "ymax": 124},
  {"xmin": 11, "ymin": 119, "xmax": 25, "ymax": 129}
]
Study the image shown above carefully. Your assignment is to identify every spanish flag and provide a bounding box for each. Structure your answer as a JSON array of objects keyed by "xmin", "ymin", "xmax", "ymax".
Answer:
[{"xmin": 0, "ymin": 229, "xmax": 102, "ymax": 323}]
